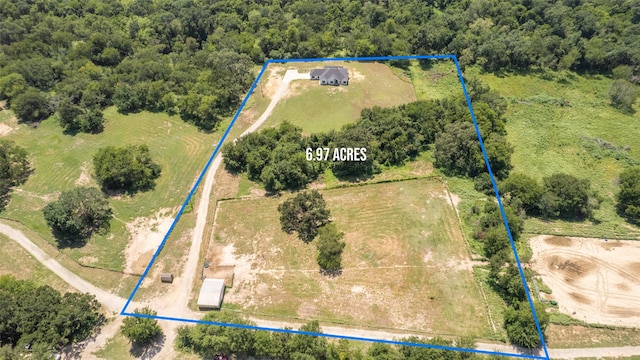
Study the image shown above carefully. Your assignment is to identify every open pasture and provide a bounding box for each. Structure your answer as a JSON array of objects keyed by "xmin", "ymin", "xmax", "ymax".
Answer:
[{"xmin": 208, "ymin": 178, "xmax": 492, "ymax": 338}]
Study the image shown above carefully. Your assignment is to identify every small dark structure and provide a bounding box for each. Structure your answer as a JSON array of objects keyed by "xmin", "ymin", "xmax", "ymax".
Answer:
[
  {"xmin": 309, "ymin": 66, "xmax": 349, "ymax": 86},
  {"xmin": 160, "ymin": 273, "xmax": 174, "ymax": 283}
]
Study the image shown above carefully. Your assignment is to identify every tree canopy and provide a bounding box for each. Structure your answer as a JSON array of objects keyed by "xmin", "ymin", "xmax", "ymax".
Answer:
[
  {"xmin": 278, "ymin": 190, "xmax": 331, "ymax": 243},
  {"xmin": 0, "ymin": 140, "xmax": 30, "ymax": 210},
  {"xmin": 177, "ymin": 311, "xmax": 480, "ymax": 360},
  {"xmin": 0, "ymin": 276, "xmax": 100, "ymax": 352},
  {"xmin": 42, "ymin": 187, "xmax": 112, "ymax": 243},
  {"xmin": 93, "ymin": 144, "xmax": 162, "ymax": 193},
  {"xmin": 315, "ymin": 223, "xmax": 346, "ymax": 274},
  {"xmin": 618, "ymin": 167, "xmax": 640, "ymax": 224},
  {"xmin": 504, "ymin": 302, "xmax": 549, "ymax": 349},
  {"xmin": 121, "ymin": 307, "xmax": 163, "ymax": 346},
  {"xmin": 10, "ymin": 89, "xmax": 51, "ymax": 123}
]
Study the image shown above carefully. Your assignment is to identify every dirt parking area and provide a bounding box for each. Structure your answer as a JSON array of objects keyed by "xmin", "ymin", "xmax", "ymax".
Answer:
[{"xmin": 530, "ymin": 235, "xmax": 640, "ymax": 327}]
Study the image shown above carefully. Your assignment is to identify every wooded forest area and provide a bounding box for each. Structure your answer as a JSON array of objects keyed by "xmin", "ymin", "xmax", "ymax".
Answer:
[{"xmin": 1, "ymin": 0, "xmax": 639, "ymax": 135}]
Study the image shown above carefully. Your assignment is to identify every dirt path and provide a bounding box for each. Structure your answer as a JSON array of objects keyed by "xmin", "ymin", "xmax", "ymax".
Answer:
[
  {"xmin": 0, "ymin": 222, "xmax": 128, "ymax": 312},
  {"xmin": 144, "ymin": 68, "xmax": 310, "ymax": 359},
  {"xmin": 239, "ymin": 69, "xmax": 308, "ymax": 137},
  {"xmin": 549, "ymin": 346, "xmax": 640, "ymax": 359}
]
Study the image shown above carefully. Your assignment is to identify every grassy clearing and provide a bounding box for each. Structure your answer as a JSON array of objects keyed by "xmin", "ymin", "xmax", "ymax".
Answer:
[
  {"xmin": 93, "ymin": 329, "xmax": 135, "ymax": 360},
  {"xmin": 473, "ymin": 68, "xmax": 640, "ymax": 239},
  {"xmin": 0, "ymin": 107, "xmax": 217, "ymax": 272},
  {"xmin": 259, "ymin": 61, "xmax": 417, "ymax": 134},
  {"xmin": 212, "ymin": 178, "xmax": 491, "ymax": 338},
  {"xmin": 0, "ymin": 219, "xmax": 137, "ymax": 296},
  {"xmin": 0, "ymin": 234, "xmax": 71, "ymax": 293},
  {"xmin": 546, "ymin": 323, "xmax": 640, "ymax": 349},
  {"xmin": 407, "ymin": 59, "xmax": 463, "ymax": 101}
]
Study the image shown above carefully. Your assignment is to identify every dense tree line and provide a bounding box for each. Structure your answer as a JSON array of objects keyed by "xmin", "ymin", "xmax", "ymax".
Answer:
[
  {"xmin": 223, "ymin": 122, "xmax": 324, "ymax": 193},
  {"xmin": 471, "ymin": 202, "xmax": 550, "ymax": 348},
  {"xmin": 500, "ymin": 172, "xmax": 598, "ymax": 220},
  {"xmin": 0, "ymin": 276, "xmax": 101, "ymax": 354},
  {"xmin": 0, "ymin": 140, "xmax": 30, "ymax": 211},
  {"xmin": 177, "ymin": 311, "xmax": 485, "ymax": 360},
  {"xmin": 224, "ymin": 79, "xmax": 512, "ymax": 191},
  {"xmin": 2, "ymin": 0, "xmax": 637, "ymax": 133}
]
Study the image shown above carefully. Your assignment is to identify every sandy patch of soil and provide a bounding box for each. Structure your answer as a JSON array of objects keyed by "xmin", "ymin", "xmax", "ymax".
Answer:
[
  {"xmin": 75, "ymin": 163, "xmax": 92, "ymax": 186},
  {"xmin": 79, "ymin": 256, "xmax": 98, "ymax": 265},
  {"xmin": 262, "ymin": 65, "xmax": 286, "ymax": 99},
  {"xmin": 0, "ymin": 123, "xmax": 14, "ymax": 136},
  {"xmin": 530, "ymin": 235, "xmax": 640, "ymax": 327},
  {"xmin": 350, "ymin": 67, "xmax": 365, "ymax": 82},
  {"xmin": 124, "ymin": 208, "xmax": 176, "ymax": 274}
]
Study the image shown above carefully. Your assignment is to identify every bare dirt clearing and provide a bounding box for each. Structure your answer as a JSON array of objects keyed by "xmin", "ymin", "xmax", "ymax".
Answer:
[
  {"xmin": 75, "ymin": 163, "xmax": 92, "ymax": 186},
  {"xmin": 124, "ymin": 209, "xmax": 176, "ymax": 274},
  {"xmin": 530, "ymin": 235, "xmax": 640, "ymax": 327}
]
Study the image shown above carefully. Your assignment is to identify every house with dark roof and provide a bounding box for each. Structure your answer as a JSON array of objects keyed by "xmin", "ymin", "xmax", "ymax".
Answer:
[{"xmin": 310, "ymin": 66, "xmax": 349, "ymax": 86}]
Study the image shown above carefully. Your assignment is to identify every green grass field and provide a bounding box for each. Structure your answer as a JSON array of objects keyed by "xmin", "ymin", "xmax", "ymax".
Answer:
[
  {"xmin": 258, "ymin": 61, "xmax": 417, "ymax": 134},
  {"xmin": 472, "ymin": 68, "xmax": 640, "ymax": 239},
  {"xmin": 0, "ymin": 107, "xmax": 217, "ymax": 273},
  {"xmin": 407, "ymin": 59, "xmax": 464, "ymax": 101},
  {"xmin": 0, "ymin": 234, "xmax": 71, "ymax": 293},
  {"xmin": 212, "ymin": 178, "xmax": 492, "ymax": 338}
]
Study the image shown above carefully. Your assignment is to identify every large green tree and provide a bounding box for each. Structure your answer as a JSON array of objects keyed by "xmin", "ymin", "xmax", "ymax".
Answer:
[
  {"xmin": 316, "ymin": 224, "xmax": 346, "ymax": 274},
  {"xmin": 0, "ymin": 140, "xmax": 30, "ymax": 210},
  {"xmin": 121, "ymin": 307, "xmax": 163, "ymax": 346},
  {"xmin": 541, "ymin": 173, "xmax": 595, "ymax": 219},
  {"xmin": 609, "ymin": 79, "xmax": 638, "ymax": 111},
  {"xmin": 93, "ymin": 144, "xmax": 161, "ymax": 193},
  {"xmin": 278, "ymin": 190, "xmax": 331, "ymax": 243},
  {"xmin": 0, "ymin": 276, "xmax": 100, "ymax": 351},
  {"xmin": 618, "ymin": 167, "xmax": 640, "ymax": 224},
  {"xmin": 42, "ymin": 187, "xmax": 112, "ymax": 242},
  {"xmin": 176, "ymin": 311, "xmax": 256, "ymax": 358},
  {"xmin": 10, "ymin": 89, "xmax": 51, "ymax": 123},
  {"xmin": 434, "ymin": 122, "xmax": 484, "ymax": 177},
  {"xmin": 504, "ymin": 302, "xmax": 549, "ymax": 349},
  {"xmin": 500, "ymin": 173, "xmax": 544, "ymax": 215}
]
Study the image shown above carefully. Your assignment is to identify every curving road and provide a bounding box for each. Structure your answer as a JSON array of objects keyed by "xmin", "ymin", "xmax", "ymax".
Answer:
[{"xmin": 0, "ymin": 222, "xmax": 129, "ymax": 313}]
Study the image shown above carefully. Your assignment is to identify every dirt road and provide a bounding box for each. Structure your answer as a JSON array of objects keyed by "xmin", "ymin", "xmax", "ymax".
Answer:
[
  {"xmin": 140, "ymin": 68, "xmax": 311, "ymax": 359},
  {"xmin": 0, "ymin": 222, "xmax": 128, "ymax": 313}
]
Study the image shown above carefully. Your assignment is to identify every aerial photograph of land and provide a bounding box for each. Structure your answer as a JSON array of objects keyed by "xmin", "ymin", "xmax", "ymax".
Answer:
[{"xmin": 0, "ymin": 1, "xmax": 639, "ymax": 360}]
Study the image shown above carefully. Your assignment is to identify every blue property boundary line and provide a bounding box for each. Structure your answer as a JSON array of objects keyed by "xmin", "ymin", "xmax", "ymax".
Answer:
[{"xmin": 122, "ymin": 55, "xmax": 550, "ymax": 360}]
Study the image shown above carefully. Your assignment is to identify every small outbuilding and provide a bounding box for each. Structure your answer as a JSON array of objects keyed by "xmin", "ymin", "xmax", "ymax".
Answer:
[
  {"xmin": 197, "ymin": 278, "xmax": 225, "ymax": 310},
  {"xmin": 160, "ymin": 273, "xmax": 174, "ymax": 283}
]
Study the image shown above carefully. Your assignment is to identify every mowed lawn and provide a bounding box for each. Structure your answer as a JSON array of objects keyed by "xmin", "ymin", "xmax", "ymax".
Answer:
[
  {"xmin": 477, "ymin": 70, "xmax": 640, "ymax": 239},
  {"xmin": 0, "ymin": 107, "xmax": 217, "ymax": 271},
  {"xmin": 213, "ymin": 178, "xmax": 491, "ymax": 338},
  {"xmin": 259, "ymin": 61, "xmax": 417, "ymax": 133}
]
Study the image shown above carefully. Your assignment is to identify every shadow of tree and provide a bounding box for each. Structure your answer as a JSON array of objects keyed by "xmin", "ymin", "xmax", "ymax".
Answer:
[{"xmin": 130, "ymin": 333, "xmax": 166, "ymax": 359}]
